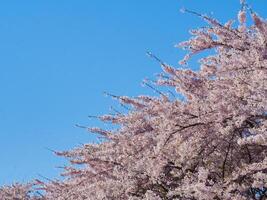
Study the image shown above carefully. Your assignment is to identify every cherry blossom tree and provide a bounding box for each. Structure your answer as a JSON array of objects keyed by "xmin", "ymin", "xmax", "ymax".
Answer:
[
  {"xmin": 0, "ymin": 183, "xmax": 41, "ymax": 200},
  {"xmin": 1, "ymin": 1, "xmax": 267, "ymax": 199}
]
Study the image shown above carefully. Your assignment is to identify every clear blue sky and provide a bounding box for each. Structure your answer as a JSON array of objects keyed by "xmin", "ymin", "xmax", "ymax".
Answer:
[{"xmin": 0, "ymin": 0, "xmax": 266, "ymax": 185}]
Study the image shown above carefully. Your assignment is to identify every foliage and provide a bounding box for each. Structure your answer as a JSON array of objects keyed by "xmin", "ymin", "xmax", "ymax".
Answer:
[
  {"xmin": 1, "ymin": 2, "xmax": 267, "ymax": 200},
  {"xmin": 0, "ymin": 183, "xmax": 41, "ymax": 200}
]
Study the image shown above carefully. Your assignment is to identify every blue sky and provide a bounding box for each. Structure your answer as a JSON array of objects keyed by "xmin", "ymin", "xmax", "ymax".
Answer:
[{"xmin": 0, "ymin": 0, "xmax": 266, "ymax": 185}]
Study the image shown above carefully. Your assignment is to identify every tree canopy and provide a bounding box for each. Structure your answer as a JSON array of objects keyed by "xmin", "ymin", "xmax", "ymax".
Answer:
[{"xmin": 1, "ymin": 2, "xmax": 267, "ymax": 200}]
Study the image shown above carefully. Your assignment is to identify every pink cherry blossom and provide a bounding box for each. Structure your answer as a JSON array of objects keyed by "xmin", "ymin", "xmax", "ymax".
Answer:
[{"xmin": 1, "ymin": 2, "xmax": 267, "ymax": 200}]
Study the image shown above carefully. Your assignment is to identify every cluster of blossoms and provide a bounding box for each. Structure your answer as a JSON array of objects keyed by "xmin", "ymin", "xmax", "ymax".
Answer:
[
  {"xmin": 0, "ymin": 183, "xmax": 38, "ymax": 200},
  {"xmin": 1, "ymin": 2, "xmax": 267, "ymax": 200}
]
